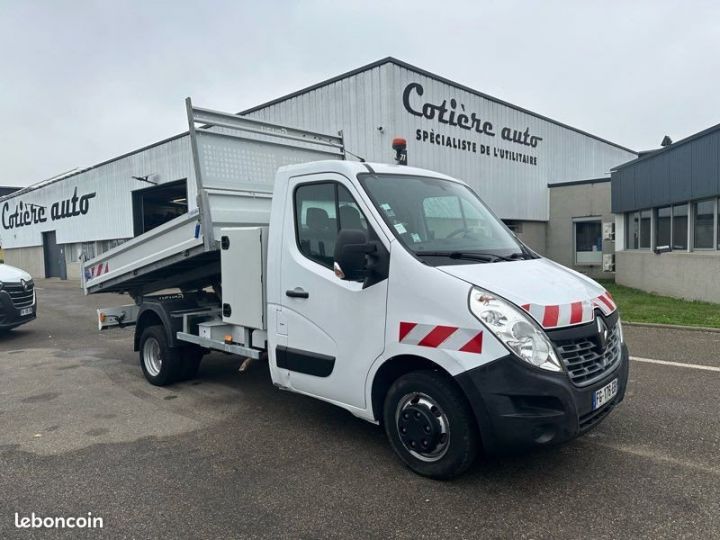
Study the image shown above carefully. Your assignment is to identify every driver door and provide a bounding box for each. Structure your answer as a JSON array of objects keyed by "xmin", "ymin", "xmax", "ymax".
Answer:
[{"xmin": 278, "ymin": 174, "xmax": 389, "ymax": 410}]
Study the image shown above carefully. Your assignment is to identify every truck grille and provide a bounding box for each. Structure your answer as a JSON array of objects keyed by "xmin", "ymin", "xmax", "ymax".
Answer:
[
  {"xmin": 3, "ymin": 281, "xmax": 35, "ymax": 308},
  {"xmin": 554, "ymin": 321, "xmax": 621, "ymax": 387}
]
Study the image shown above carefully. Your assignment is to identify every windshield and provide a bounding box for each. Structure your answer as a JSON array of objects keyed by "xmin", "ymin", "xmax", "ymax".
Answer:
[{"xmin": 359, "ymin": 173, "xmax": 526, "ymax": 262}]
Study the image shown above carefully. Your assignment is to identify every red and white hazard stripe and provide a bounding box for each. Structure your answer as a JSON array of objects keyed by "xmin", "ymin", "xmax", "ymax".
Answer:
[
  {"xmin": 521, "ymin": 300, "xmax": 594, "ymax": 328},
  {"xmin": 521, "ymin": 291, "xmax": 616, "ymax": 329},
  {"xmin": 89, "ymin": 262, "xmax": 109, "ymax": 279},
  {"xmin": 399, "ymin": 322, "xmax": 483, "ymax": 354},
  {"xmin": 593, "ymin": 291, "xmax": 616, "ymax": 316}
]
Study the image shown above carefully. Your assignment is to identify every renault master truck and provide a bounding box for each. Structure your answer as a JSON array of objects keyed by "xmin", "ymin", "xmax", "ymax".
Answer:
[{"xmin": 85, "ymin": 100, "xmax": 629, "ymax": 478}]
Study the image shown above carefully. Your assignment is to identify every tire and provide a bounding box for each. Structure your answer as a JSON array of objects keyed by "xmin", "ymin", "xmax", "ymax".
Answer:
[
  {"xmin": 177, "ymin": 346, "xmax": 204, "ymax": 381},
  {"xmin": 139, "ymin": 325, "xmax": 182, "ymax": 386},
  {"xmin": 383, "ymin": 370, "xmax": 479, "ymax": 480}
]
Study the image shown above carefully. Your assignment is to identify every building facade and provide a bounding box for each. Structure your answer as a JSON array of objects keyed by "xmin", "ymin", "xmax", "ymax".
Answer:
[
  {"xmin": 0, "ymin": 58, "xmax": 636, "ymax": 280},
  {"xmin": 242, "ymin": 58, "xmax": 636, "ymax": 252},
  {"xmin": 612, "ymin": 123, "xmax": 720, "ymax": 302},
  {"xmin": 547, "ymin": 179, "xmax": 615, "ymax": 280}
]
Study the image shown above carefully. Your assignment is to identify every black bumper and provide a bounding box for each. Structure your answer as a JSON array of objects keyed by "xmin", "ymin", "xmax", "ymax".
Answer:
[
  {"xmin": 455, "ymin": 344, "xmax": 629, "ymax": 455},
  {"xmin": 0, "ymin": 291, "xmax": 36, "ymax": 329}
]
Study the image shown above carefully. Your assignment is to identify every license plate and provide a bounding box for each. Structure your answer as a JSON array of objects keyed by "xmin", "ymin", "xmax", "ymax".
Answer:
[
  {"xmin": 592, "ymin": 378, "xmax": 618, "ymax": 410},
  {"xmin": 20, "ymin": 307, "xmax": 33, "ymax": 316}
]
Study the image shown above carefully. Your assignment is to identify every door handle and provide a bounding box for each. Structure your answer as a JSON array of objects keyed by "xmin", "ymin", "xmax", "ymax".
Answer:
[{"xmin": 286, "ymin": 288, "xmax": 309, "ymax": 299}]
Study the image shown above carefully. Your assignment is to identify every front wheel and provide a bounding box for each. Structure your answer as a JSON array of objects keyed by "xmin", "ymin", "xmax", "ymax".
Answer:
[{"xmin": 383, "ymin": 370, "xmax": 480, "ymax": 479}]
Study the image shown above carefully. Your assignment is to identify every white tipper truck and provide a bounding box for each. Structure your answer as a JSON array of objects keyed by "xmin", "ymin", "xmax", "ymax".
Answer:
[{"xmin": 86, "ymin": 100, "xmax": 629, "ymax": 479}]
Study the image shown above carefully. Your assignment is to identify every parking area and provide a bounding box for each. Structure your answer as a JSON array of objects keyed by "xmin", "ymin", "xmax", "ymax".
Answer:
[{"xmin": 1, "ymin": 279, "xmax": 719, "ymax": 538}]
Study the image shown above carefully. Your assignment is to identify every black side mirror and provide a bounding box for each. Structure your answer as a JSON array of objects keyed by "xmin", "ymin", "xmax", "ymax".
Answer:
[{"xmin": 334, "ymin": 229, "xmax": 375, "ymax": 281}]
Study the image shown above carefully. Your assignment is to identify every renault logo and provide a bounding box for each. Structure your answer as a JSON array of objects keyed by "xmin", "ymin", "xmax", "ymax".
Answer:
[
  {"xmin": 20, "ymin": 279, "xmax": 28, "ymax": 291},
  {"xmin": 596, "ymin": 317, "xmax": 609, "ymax": 351}
]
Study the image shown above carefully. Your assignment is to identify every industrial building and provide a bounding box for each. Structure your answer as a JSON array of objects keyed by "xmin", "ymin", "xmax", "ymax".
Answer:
[
  {"xmin": 612, "ymin": 122, "xmax": 720, "ymax": 302},
  {"xmin": 0, "ymin": 58, "xmax": 636, "ymax": 281}
]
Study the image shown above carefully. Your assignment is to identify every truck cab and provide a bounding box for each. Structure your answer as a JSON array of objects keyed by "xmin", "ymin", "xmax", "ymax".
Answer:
[{"xmin": 263, "ymin": 160, "xmax": 628, "ymax": 478}]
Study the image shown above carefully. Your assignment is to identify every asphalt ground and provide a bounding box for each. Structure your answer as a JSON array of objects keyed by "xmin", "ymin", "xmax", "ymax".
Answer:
[{"xmin": 1, "ymin": 279, "xmax": 719, "ymax": 539}]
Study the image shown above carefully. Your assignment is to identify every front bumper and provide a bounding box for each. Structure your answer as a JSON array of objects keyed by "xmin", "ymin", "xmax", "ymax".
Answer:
[
  {"xmin": 0, "ymin": 291, "xmax": 37, "ymax": 329},
  {"xmin": 455, "ymin": 343, "xmax": 629, "ymax": 455}
]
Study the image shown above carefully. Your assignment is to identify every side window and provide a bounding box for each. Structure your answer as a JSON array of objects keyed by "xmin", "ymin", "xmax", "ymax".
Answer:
[
  {"xmin": 295, "ymin": 183, "xmax": 337, "ymax": 268},
  {"xmin": 294, "ymin": 182, "xmax": 372, "ymax": 269}
]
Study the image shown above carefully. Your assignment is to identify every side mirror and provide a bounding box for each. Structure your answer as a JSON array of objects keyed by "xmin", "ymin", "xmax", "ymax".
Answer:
[{"xmin": 334, "ymin": 229, "xmax": 375, "ymax": 281}]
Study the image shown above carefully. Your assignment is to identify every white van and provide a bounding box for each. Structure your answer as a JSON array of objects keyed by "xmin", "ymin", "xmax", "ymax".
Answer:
[{"xmin": 0, "ymin": 263, "xmax": 36, "ymax": 330}]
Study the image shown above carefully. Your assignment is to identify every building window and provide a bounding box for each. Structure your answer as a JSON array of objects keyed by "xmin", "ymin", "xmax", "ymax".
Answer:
[
  {"xmin": 575, "ymin": 220, "xmax": 602, "ymax": 265},
  {"xmin": 626, "ymin": 212, "xmax": 640, "ymax": 249},
  {"xmin": 655, "ymin": 207, "xmax": 671, "ymax": 249},
  {"xmin": 672, "ymin": 204, "xmax": 688, "ymax": 250},
  {"xmin": 693, "ymin": 199, "xmax": 715, "ymax": 249},
  {"xmin": 639, "ymin": 209, "xmax": 652, "ymax": 249},
  {"xmin": 717, "ymin": 201, "xmax": 720, "ymax": 250},
  {"xmin": 503, "ymin": 220, "xmax": 523, "ymax": 234}
]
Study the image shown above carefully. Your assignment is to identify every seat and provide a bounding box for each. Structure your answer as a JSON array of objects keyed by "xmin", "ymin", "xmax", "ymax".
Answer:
[
  {"xmin": 339, "ymin": 204, "xmax": 364, "ymax": 231},
  {"xmin": 306, "ymin": 207, "xmax": 333, "ymax": 258}
]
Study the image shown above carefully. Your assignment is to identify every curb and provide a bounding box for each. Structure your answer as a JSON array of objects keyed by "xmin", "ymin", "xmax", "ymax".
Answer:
[{"xmin": 624, "ymin": 321, "xmax": 720, "ymax": 334}]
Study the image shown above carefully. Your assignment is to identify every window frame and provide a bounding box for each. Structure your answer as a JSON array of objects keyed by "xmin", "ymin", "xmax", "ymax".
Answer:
[
  {"xmin": 638, "ymin": 209, "xmax": 652, "ymax": 250},
  {"xmin": 626, "ymin": 211, "xmax": 639, "ymax": 250},
  {"xmin": 654, "ymin": 206, "xmax": 672, "ymax": 250},
  {"xmin": 292, "ymin": 180, "xmax": 374, "ymax": 271},
  {"xmin": 573, "ymin": 217, "xmax": 603, "ymax": 266},
  {"xmin": 671, "ymin": 203, "xmax": 689, "ymax": 251},
  {"xmin": 691, "ymin": 198, "xmax": 716, "ymax": 251}
]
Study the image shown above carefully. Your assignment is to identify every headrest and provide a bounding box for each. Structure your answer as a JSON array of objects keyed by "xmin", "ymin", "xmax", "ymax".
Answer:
[
  {"xmin": 307, "ymin": 207, "xmax": 330, "ymax": 230},
  {"xmin": 339, "ymin": 204, "xmax": 363, "ymax": 230}
]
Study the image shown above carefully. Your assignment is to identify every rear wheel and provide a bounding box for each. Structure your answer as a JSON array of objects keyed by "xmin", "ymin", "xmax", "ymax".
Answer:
[
  {"xmin": 383, "ymin": 370, "xmax": 479, "ymax": 480},
  {"xmin": 139, "ymin": 325, "xmax": 181, "ymax": 386}
]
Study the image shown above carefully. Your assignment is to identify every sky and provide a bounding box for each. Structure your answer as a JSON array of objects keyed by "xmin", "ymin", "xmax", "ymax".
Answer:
[{"xmin": 1, "ymin": 0, "xmax": 719, "ymax": 187}]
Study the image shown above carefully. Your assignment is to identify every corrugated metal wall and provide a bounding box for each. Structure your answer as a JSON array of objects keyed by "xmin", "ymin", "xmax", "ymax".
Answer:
[
  {"xmin": 245, "ymin": 62, "xmax": 636, "ymax": 221},
  {"xmin": 0, "ymin": 135, "xmax": 194, "ymax": 249},
  {"xmin": 611, "ymin": 128, "xmax": 720, "ymax": 213}
]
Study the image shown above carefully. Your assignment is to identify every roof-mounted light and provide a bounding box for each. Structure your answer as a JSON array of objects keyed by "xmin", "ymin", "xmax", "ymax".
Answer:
[{"xmin": 392, "ymin": 137, "xmax": 407, "ymax": 166}]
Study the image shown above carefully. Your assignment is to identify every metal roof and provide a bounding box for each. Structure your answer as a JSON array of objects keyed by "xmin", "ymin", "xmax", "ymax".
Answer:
[
  {"xmin": 612, "ymin": 121, "xmax": 720, "ymax": 171},
  {"xmin": 240, "ymin": 57, "xmax": 636, "ymax": 154},
  {"xmin": 0, "ymin": 132, "xmax": 189, "ymax": 202}
]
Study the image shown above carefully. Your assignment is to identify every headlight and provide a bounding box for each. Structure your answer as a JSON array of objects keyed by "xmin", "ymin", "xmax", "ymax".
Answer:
[{"xmin": 469, "ymin": 287, "xmax": 563, "ymax": 372}]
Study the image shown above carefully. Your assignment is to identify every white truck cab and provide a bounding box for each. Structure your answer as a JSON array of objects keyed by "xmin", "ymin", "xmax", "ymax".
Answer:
[
  {"xmin": 266, "ymin": 160, "xmax": 628, "ymax": 477},
  {"xmin": 0, "ymin": 263, "xmax": 36, "ymax": 330},
  {"xmin": 88, "ymin": 102, "xmax": 628, "ymax": 479}
]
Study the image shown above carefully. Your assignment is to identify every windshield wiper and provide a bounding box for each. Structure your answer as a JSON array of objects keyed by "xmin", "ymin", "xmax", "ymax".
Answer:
[{"xmin": 415, "ymin": 251, "xmax": 505, "ymax": 263}]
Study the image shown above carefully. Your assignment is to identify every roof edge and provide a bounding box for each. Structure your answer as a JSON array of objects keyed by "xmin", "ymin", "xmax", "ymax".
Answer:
[
  {"xmin": 612, "ymin": 120, "xmax": 720, "ymax": 171},
  {"xmin": 548, "ymin": 177, "xmax": 611, "ymax": 188},
  {"xmin": 1, "ymin": 131, "xmax": 190, "ymax": 202},
  {"xmin": 240, "ymin": 56, "xmax": 637, "ymax": 155}
]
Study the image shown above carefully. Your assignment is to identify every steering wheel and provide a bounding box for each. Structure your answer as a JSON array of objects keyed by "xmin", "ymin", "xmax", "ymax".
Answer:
[{"xmin": 446, "ymin": 227, "xmax": 472, "ymax": 239}]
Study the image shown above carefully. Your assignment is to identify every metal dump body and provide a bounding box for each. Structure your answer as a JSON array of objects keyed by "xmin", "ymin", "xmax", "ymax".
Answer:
[{"xmin": 83, "ymin": 99, "xmax": 344, "ymax": 296}]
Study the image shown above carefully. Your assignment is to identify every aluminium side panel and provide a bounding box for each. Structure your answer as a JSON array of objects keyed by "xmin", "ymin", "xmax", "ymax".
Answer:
[{"xmin": 84, "ymin": 103, "xmax": 344, "ymax": 295}]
